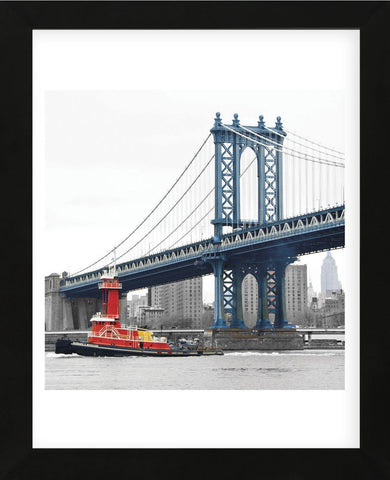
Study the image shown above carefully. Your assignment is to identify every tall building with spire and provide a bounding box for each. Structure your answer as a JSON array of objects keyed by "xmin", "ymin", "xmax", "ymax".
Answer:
[
  {"xmin": 321, "ymin": 251, "xmax": 341, "ymax": 293},
  {"xmin": 307, "ymin": 279, "xmax": 316, "ymax": 307}
]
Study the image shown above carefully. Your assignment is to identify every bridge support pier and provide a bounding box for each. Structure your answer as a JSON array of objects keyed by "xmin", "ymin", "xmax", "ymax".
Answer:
[
  {"xmin": 205, "ymin": 255, "xmax": 295, "ymax": 330},
  {"xmin": 254, "ymin": 267, "xmax": 273, "ymax": 329},
  {"xmin": 71, "ymin": 297, "xmax": 101, "ymax": 330},
  {"xmin": 75, "ymin": 298, "xmax": 88, "ymax": 329},
  {"xmin": 206, "ymin": 254, "xmax": 229, "ymax": 328},
  {"xmin": 229, "ymin": 264, "xmax": 247, "ymax": 329},
  {"xmin": 45, "ymin": 273, "xmax": 72, "ymax": 331},
  {"xmin": 246, "ymin": 258, "xmax": 296, "ymax": 331},
  {"xmin": 273, "ymin": 260, "xmax": 295, "ymax": 329},
  {"xmin": 63, "ymin": 297, "xmax": 74, "ymax": 330}
]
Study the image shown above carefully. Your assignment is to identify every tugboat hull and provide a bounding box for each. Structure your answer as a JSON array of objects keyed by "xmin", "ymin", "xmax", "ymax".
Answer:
[{"xmin": 55, "ymin": 340, "xmax": 223, "ymax": 357}]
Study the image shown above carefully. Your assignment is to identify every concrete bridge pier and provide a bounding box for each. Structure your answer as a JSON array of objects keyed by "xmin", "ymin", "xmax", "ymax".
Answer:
[
  {"xmin": 63, "ymin": 297, "xmax": 101, "ymax": 330},
  {"xmin": 74, "ymin": 298, "xmax": 87, "ymax": 329},
  {"xmin": 45, "ymin": 273, "xmax": 67, "ymax": 331},
  {"xmin": 63, "ymin": 297, "xmax": 74, "ymax": 330}
]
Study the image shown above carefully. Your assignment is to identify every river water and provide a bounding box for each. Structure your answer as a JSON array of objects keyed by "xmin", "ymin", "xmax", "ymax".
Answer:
[{"xmin": 45, "ymin": 349, "xmax": 344, "ymax": 390}]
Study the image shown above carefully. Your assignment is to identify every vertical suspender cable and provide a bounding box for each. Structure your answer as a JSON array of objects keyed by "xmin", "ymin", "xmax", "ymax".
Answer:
[
  {"xmin": 305, "ymin": 151, "xmax": 308, "ymax": 214},
  {"xmin": 292, "ymin": 138, "xmax": 297, "ymax": 216},
  {"xmin": 298, "ymin": 144, "xmax": 301, "ymax": 215},
  {"xmin": 326, "ymin": 161, "xmax": 330, "ymax": 206},
  {"xmin": 312, "ymin": 148, "xmax": 315, "ymax": 211},
  {"xmin": 288, "ymin": 154, "xmax": 294, "ymax": 217},
  {"xmin": 319, "ymin": 160, "xmax": 323, "ymax": 210},
  {"xmin": 284, "ymin": 151, "xmax": 288, "ymax": 217}
]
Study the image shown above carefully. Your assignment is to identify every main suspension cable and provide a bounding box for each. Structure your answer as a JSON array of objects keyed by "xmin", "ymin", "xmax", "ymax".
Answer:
[
  {"xmin": 115, "ymin": 154, "xmax": 215, "ymax": 263},
  {"xmin": 167, "ymin": 154, "xmax": 258, "ymax": 250},
  {"xmin": 70, "ymin": 134, "xmax": 212, "ymax": 276},
  {"xmin": 284, "ymin": 128, "xmax": 344, "ymax": 155},
  {"xmin": 240, "ymin": 124, "xmax": 345, "ymax": 162},
  {"xmin": 147, "ymin": 187, "xmax": 215, "ymax": 255},
  {"xmin": 221, "ymin": 123, "xmax": 344, "ymax": 168},
  {"xmin": 260, "ymin": 124, "xmax": 344, "ymax": 156}
]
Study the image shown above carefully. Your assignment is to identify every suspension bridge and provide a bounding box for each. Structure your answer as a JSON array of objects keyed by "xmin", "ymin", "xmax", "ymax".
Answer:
[{"xmin": 50, "ymin": 112, "xmax": 345, "ymax": 331}]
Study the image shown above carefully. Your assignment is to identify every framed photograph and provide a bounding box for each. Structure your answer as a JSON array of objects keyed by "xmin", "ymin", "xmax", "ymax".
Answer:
[{"xmin": 3, "ymin": 0, "xmax": 386, "ymax": 476}]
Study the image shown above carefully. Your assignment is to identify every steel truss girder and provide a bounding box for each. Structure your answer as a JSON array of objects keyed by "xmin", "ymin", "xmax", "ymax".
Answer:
[
  {"xmin": 266, "ymin": 268, "xmax": 277, "ymax": 313},
  {"xmin": 264, "ymin": 148, "xmax": 278, "ymax": 222},
  {"xmin": 221, "ymin": 143, "xmax": 234, "ymax": 223},
  {"xmin": 222, "ymin": 269, "xmax": 234, "ymax": 314}
]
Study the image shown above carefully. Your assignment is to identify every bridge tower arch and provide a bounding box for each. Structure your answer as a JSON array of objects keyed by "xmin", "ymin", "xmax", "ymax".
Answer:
[
  {"xmin": 208, "ymin": 113, "xmax": 292, "ymax": 329},
  {"xmin": 210, "ymin": 112, "xmax": 286, "ymax": 239}
]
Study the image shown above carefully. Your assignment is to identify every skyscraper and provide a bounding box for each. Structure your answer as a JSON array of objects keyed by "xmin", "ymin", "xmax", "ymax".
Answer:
[
  {"xmin": 307, "ymin": 279, "xmax": 316, "ymax": 307},
  {"xmin": 321, "ymin": 251, "xmax": 341, "ymax": 293},
  {"xmin": 127, "ymin": 293, "xmax": 148, "ymax": 321},
  {"xmin": 150, "ymin": 277, "xmax": 203, "ymax": 328},
  {"xmin": 285, "ymin": 264, "xmax": 308, "ymax": 324},
  {"xmin": 242, "ymin": 274, "xmax": 258, "ymax": 327}
]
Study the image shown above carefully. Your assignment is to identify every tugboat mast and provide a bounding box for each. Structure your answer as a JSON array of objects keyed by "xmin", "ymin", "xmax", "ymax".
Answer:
[{"xmin": 99, "ymin": 265, "xmax": 122, "ymax": 320}]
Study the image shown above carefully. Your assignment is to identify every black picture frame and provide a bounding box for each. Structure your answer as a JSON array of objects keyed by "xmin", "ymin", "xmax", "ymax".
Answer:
[{"xmin": 1, "ymin": 1, "xmax": 387, "ymax": 478}]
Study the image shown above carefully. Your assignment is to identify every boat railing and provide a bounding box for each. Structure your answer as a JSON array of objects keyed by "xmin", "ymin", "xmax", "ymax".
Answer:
[
  {"xmin": 98, "ymin": 282, "xmax": 122, "ymax": 289},
  {"xmin": 89, "ymin": 325, "xmax": 132, "ymax": 339}
]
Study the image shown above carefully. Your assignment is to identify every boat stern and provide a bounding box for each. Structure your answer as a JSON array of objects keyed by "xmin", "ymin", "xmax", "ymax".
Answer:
[{"xmin": 55, "ymin": 338, "xmax": 73, "ymax": 354}]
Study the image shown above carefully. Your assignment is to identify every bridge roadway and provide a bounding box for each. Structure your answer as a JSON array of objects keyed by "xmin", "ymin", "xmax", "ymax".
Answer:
[{"xmin": 60, "ymin": 205, "xmax": 344, "ymax": 298}]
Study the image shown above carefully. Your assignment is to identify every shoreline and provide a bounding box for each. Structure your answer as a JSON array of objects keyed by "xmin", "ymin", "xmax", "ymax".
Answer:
[{"xmin": 45, "ymin": 331, "xmax": 344, "ymax": 352}]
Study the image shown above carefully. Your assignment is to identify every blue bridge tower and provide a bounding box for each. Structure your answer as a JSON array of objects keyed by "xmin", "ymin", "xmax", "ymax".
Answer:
[{"xmin": 206, "ymin": 113, "xmax": 295, "ymax": 330}]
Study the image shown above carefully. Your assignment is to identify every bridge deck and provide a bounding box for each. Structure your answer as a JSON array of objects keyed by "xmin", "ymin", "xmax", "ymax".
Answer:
[{"xmin": 60, "ymin": 206, "xmax": 344, "ymax": 298}]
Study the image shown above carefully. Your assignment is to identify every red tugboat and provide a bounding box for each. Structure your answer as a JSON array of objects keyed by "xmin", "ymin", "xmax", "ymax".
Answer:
[{"xmin": 55, "ymin": 268, "xmax": 223, "ymax": 357}]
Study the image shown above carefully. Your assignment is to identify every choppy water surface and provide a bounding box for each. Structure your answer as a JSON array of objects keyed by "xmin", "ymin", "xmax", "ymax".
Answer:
[{"xmin": 45, "ymin": 350, "xmax": 344, "ymax": 390}]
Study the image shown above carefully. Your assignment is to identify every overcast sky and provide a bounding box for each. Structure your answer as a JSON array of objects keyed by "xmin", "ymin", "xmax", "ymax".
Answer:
[{"xmin": 36, "ymin": 30, "xmax": 358, "ymax": 301}]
